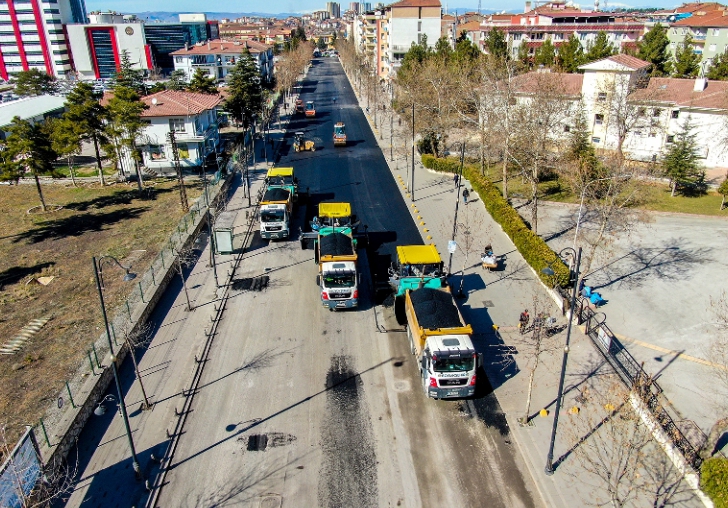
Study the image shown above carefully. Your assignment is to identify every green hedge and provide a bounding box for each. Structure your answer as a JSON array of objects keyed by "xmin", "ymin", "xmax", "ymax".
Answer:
[
  {"xmin": 702, "ymin": 458, "xmax": 728, "ymax": 508},
  {"xmin": 421, "ymin": 155, "xmax": 570, "ymax": 287}
]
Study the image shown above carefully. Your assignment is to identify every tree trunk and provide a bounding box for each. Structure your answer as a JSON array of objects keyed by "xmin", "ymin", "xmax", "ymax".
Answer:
[
  {"xmin": 721, "ymin": 194, "xmax": 725, "ymax": 210},
  {"xmin": 531, "ymin": 166, "xmax": 539, "ymax": 234},
  {"xmin": 68, "ymin": 155, "xmax": 76, "ymax": 187},
  {"xmin": 33, "ymin": 173, "xmax": 47, "ymax": 211},
  {"xmin": 670, "ymin": 181, "xmax": 676, "ymax": 197},
  {"xmin": 524, "ymin": 365, "xmax": 537, "ymax": 423},
  {"xmin": 502, "ymin": 144, "xmax": 509, "ymax": 199},
  {"xmin": 699, "ymin": 417, "xmax": 728, "ymax": 459},
  {"xmin": 92, "ymin": 133, "xmax": 105, "ymax": 186}
]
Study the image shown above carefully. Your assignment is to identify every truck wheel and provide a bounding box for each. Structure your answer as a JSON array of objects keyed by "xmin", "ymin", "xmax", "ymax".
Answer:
[{"xmin": 316, "ymin": 275, "xmax": 320, "ymax": 286}]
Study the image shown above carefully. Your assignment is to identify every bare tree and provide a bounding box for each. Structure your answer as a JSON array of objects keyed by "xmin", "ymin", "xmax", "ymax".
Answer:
[
  {"xmin": 701, "ymin": 291, "xmax": 728, "ymax": 459},
  {"xmin": 115, "ymin": 320, "xmax": 155, "ymax": 411},
  {"xmin": 174, "ymin": 247, "xmax": 198, "ymax": 311}
]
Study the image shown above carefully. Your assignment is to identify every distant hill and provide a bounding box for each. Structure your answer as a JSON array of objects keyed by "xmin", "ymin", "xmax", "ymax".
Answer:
[{"xmin": 132, "ymin": 11, "xmax": 300, "ymax": 22}]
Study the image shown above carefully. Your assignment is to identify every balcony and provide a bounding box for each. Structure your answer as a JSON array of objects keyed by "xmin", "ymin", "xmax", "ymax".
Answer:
[{"xmin": 692, "ymin": 33, "xmax": 706, "ymax": 41}]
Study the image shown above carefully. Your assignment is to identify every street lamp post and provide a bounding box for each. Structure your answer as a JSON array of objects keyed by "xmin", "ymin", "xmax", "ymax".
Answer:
[
  {"xmin": 542, "ymin": 247, "xmax": 582, "ymax": 475},
  {"xmin": 410, "ymin": 103, "xmax": 415, "ymax": 202},
  {"xmin": 92, "ymin": 256, "xmax": 143, "ymax": 480},
  {"xmin": 447, "ymin": 143, "xmax": 467, "ymax": 276}
]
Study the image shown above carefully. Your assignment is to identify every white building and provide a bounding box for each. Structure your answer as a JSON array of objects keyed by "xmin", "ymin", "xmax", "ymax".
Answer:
[
  {"xmin": 170, "ymin": 39, "xmax": 274, "ymax": 83},
  {"xmin": 387, "ymin": 0, "xmax": 441, "ymax": 77},
  {"xmin": 135, "ymin": 90, "xmax": 223, "ymax": 173}
]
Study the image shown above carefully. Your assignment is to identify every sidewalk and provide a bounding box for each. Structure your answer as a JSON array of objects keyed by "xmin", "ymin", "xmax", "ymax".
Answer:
[{"xmin": 358, "ymin": 92, "xmax": 706, "ymax": 506}]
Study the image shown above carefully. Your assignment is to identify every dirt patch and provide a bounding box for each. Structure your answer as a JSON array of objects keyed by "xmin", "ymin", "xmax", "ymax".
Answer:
[{"xmin": 0, "ymin": 179, "xmax": 203, "ymax": 450}]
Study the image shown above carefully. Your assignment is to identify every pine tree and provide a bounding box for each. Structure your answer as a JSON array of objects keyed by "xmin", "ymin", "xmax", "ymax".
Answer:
[
  {"xmin": 718, "ymin": 175, "xmax": 728, "ymax": 209},
  {"xmin": 224, "ymin": 49, "xmax": 263, "ymax": 128},
  {"xmin": 104, "ymin": 86, "xmax": 149, "ymax": 190},
  {"xmin": 61, "ymin": 82, "xmax": 108, "ymax": 184},
  {"xmin": 14, "ymin": 69, "xmax": 58, "ymax": 97},
  {"xmin": 584, "ymin": 31, "xmax": 615, "ymax": 63},
  {"xmin": 167, "ymin": 70, "xmax": 187, "ymax": 91},
  {"xmin": 557, "ymin": 34, "xmax": 585, "ymax": 73},
  {"xmin": 517, "ymin": 42, "xmax": 532, "ymax": 69},
  {"xmin": 46, "ymin": 117, "xmax": 81, "ymax": 186},
  {"xmin": 187, "ymin": 68, "xmax": 218, "ymax": 94},
  {"xmin": 672, "ymin": 35, "xmax": 700, "ymax": 78},
  {"xmin": 114, "ymin": 50, "xmax": 145, "ymax": 94},
  {"xmin": 707, "ymin": 48, "xmax": 728, "ymax": 80},
  {"xmin": 534, "ymin": 39, "xmax": 556, "ymax": 68},
  {"xmin": 662, "ymin": 119, "xmax": 705, "ymax": 196},
  {"xmin": 484, "ymin": 27, "xmax": 508, "ymax": 61},
  {"xmin": 637, "ymin": 23, "xmax": 671, "ymax": 76},
  {"xmin": 2, "ymin": 117, "xmax": 58, "ymax": 210}
]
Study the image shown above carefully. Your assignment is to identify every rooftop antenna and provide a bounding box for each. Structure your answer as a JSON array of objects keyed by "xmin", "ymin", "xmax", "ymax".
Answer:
[{"xmin": 478, "ymin": 0, "xmax": 481, "ymax": 15}]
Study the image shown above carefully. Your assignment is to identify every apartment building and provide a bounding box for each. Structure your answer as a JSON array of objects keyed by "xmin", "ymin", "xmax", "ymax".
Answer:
[
  {"xmin": 667, "ymin": 7, "xmax": 728, "ymax": 70},
  {"xmin": 0, "ymin": 0, "xmax": 86, "ymax": 79},
  {"xmin": 170, "ymin": 39, "xmax": 273, "ymax": 83}
]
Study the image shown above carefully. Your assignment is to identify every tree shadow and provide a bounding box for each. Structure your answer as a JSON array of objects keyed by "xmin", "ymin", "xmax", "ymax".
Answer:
[
  {"xmin": 0, "ymin": 261, "xmax": 55, "ymax": 289},
  {"xmin": 13, "ymin": 207, "xmax": 147, "ymax": 244},
  {"xmin": 587, "ymin": 238, "xmax": 714, "ymax": 290},
  {"xmin": 65, "ymin": 187, "xmax": 171, "ymax": 212}
]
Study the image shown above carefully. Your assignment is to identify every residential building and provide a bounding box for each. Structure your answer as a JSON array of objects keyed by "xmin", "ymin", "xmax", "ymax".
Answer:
[
  {"xmin": 0, "ymin": 94, "xmax": 66, "ymax": 139},
  {"xmin": 0, "ymin": 0, "xmax": 86, "ymax": 79},
  {"xmin": 66, "ymin": 15, "xmax": 151, "ymax": 80},
  {"xmin": 327, "ymin": 2, "xmax": 341, "ymax": 19},
  {"xmin": 479, "ymin": 1, "xmax": 643, "ymax": 59},
  {"xmin": 170, "ymin": 39, "xmax": 274, "ymax": 83},
  {"xmin": 143, "ymin": 16, "xmax": 218, "ymax": 74},
  {"xmin": 387, "ymin": 0, "xmax": 441, "ymax": 76},
  {"xmin": 136, "ymin": 90, "xmax": 223, "ymax": 172},
  {"xmin": 667, "ymin": 8, "xmax": 728, "ymax": 70}
]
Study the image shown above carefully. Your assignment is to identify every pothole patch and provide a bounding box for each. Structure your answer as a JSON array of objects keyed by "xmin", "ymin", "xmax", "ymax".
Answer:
[{"xmin": 232, "ymin": 276, "xmax": 270, "ymax": 291}]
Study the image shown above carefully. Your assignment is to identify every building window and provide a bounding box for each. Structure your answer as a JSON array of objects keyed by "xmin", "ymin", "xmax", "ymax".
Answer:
[
  {"xmin": 175, "ymin": 56, "xmax": 183, "ymax": 63},
  {"xmin": 592, "ymin": 137, "xmax": 601, "ymax": 143},
  {"xmin": 417, "ymin": 33, "xmax": 422, "ymax": 44},
  {"xmin": 594, "ymin": 114, "xmax": 604, "ymax": 125},
  {"xmin": 553, "ymin": 33, "xmax": 563, "ymax": 40},
  {"xmin": 652, "ymin": 108, "xmax": 661, "ymax": 117},
  {"xmin": 513, "ymin": 33, "xmax": 521, "ymax": 40},
  {"xmin": 169, "ymin": 118, "xmax": 185, "ymax": 132},
  {"xmin": 149, "ymin": 145, "xmax": 166, "ymax": 160},
  {"xmin": 597, "ymin": 92, "xmax": 607, "ymax": 101},
  {"xmin": 177, "ymin": 142, "xmax": 189, "ymax": 159},
  {"xmin": 709, "ymin": 44, "xmax": 716, "ymax": 52},
  {"xmin": 714, "ymin": 29, "xmax": 720, "ymax": 36},
  {"xmin": 418, "ymin": 21, "xmax": 422, "ymax": 32},
  {"xmin": 666, "ymin": 135, "xmax": 675, "ymax": 144},
  {"xmin": 671, "ymin": 110, "xmax": 679, "ymax": 119},
  {"xmin": 532, "ymin": 32, "xmax": 543, "ymax": 40}
]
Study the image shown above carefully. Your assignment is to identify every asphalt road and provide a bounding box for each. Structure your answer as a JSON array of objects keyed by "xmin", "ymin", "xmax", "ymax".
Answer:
[{"xmin": 156, "ymin": 57, "xmax": 538, "ymax": 508}]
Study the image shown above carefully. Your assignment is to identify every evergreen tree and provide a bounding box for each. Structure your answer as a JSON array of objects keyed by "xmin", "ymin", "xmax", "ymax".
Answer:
[
  {"xmin": 167, "ymin": 70, "xmax": 187, "ymax": 91},
  {"xmin": 637, "ymin": 23, "xmax": 671, "ymax": 76},
  {"xmin": 1, "ymin": 117, "xmax": 58, "ymax": 210},
  {"xmin": 707, "ymin": 48, "xmax": 728, "ymax": 80},
  {"xmin": 224, "ymin": 49, "xmax": 263, "ymax": 128},
  {"xmin": 399, "ymin": 35, "xmax": 430, "ymax": 74},
  {"xmin": 46, "ymin": 117, "xmax": 81, "ymax": 186},
  {"xmin": 187, "ymin": 68, "xmax": 218, "ymax": 94},
  {"xmin": 61, "ymin": 82, "xmax": 108, "ymax": 184},
  {"xmin": 104, "ymin": 86, "xmax": 149, "ymax": 190},
  {"xmin": 484, "ymin": 27, "xmax": 508, "ymax": 61},
  {"xmin": 434, "ymin": 36, "xmax": 453, "ymax": 58},
  {"xmin": 517, "ymin": 42, "xmax": 531, "ymax": 68},
  {"xmin": 672, "ymin": 35, "xmax": 700, "ymax": 78},
  {"xmin": 534, "ymin": 39, "xmax": 556, "ymax": 68},
  {"xmin": 114, "ymin": 50, "xmax": 146, "ymax": 94},
  {"xmin": 584, "ymin": 31, "xmax": 615, "ymax": 63},
  {"xmin": 454, "ymin": 35, "xmax": 480, "ymax": 63},
  {"xmin": 14, "ymin": 69, "xmax": 58, "ymax": 97},
  {"xmin": 317, "ymin": 38, "xmax": 326, "ymax": 50},
  {"xmin": 718, "ymin": 175, "xmax": 728, "ymax": 209},
  {"xmin": 557, "ymin": 34, "xmax": 584, "ymax": 73},
  {"xmin": 662, "ymin": 119, "xmax": 705, "ymax": 196}
]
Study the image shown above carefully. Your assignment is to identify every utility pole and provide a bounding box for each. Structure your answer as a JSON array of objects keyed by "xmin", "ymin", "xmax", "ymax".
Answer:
[{"xmin": 168, "ymin": 130, "xmax": 189, "ymax": 212}]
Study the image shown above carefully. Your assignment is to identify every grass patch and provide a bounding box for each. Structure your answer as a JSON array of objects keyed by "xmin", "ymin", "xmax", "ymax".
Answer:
[
  {"xmin": 54, "ymin": 165, "xmax": 117, "ymax": 178},
  {"xmin": 0, "ymin": 179, "xmax": 203, "ymax": 446}
]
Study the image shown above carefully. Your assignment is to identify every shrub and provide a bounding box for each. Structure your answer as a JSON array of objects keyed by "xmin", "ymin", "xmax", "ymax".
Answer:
[
  {"xmin": 702, "ymin": 458, "xmax": 728, "ymax": 508},
  {"xmin": 421, "ymin": 155, "xmax": 570, "ymax": 287}
]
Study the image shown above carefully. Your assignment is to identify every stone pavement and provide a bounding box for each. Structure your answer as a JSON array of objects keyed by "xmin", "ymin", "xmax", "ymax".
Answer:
[{"xmin": 360, "ymin": 97, "xmax": 711, "ymax": 505}]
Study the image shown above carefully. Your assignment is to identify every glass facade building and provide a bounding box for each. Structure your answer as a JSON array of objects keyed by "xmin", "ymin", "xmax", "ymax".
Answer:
[{"xmin": 143, "ymin": 22, "xmax": 214, "ymax": 73}]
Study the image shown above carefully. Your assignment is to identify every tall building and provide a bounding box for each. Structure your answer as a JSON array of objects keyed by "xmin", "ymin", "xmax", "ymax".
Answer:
[
  {"xmin": 350, "ymin": 2, "xmax": 360, "ymax": 14},
  {"xmin": 143, "ymin": 17, "xmax": 218, "ymax": 74},
  {"xmin": 0, "ymin": 0, "xmax": 87, "ymax": 79},
  {"xmin": 327, "ymin": 2, "xmax": 341, "ymax": 18}
]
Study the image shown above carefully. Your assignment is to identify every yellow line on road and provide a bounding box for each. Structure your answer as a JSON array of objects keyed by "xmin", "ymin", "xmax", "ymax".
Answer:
[{"xmin": 579, "ymin": 326, "xmax": 727, "ymax": 371}]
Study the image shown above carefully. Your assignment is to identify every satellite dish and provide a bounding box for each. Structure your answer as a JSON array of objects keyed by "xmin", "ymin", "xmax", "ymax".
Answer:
[{"xmin": 152, "ymin": 97, "xmax": 158, "ymax": 106}]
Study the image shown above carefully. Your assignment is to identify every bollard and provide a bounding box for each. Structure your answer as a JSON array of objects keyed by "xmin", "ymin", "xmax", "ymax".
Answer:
[
  {"xmin": 111, "ymin": 323, "xmax": 119, "ymax": 346},
  {"xmin": 160, "ymin": 250, "xmax": 165, "ymax": 268},
  {"xmin": 151, "ymin": 265, "xmax": 156, "ymax": 285},
  {"xmin": 87, "ymin": 351, "xmax": 96, "ymax": 375},
  {"xmin": 66, "ymin": 382, "xmax": 76, "ymax": 408},
  {"xmin": 92, "ymin": 343, "xmax": 101, "ymax": 368},
  {"xmin": 126, "ymin": 301, "xmax": 132, "ymax": 320},
  {"xmin": 39, "ymin": 418, "xmax": 51, "ymax": 447},
  {"xmin": 138, "ymin": 281, "xmax": 145, "ymax": 303}
]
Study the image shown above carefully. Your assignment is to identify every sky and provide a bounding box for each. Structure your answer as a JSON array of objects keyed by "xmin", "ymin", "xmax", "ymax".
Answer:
[{"xmin": 84, "ymin": 0, "xmax": 683, "ymax": 16}]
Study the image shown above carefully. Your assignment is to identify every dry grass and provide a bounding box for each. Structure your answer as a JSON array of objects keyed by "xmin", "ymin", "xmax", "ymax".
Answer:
[{"xmin": 0, "ymin": 178, "xmax": 202, "ymax": 447}]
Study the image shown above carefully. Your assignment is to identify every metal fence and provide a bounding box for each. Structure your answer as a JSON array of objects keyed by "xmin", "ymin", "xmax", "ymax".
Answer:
[{"xmin": 577, "ymin": 298, "xmax": 704, "ymax": 470}]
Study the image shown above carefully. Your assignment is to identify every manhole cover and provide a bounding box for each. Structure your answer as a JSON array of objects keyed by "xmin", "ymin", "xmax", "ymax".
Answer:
[
  {"xmin": 393, "ymin": 381, "xmax": 410, "ymax": 392},
  {"xmin": 482, "ymin": 300, "xmax": 494, "ymax": 308}
]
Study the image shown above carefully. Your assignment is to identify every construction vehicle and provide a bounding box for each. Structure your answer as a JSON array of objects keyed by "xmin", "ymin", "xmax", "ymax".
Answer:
[
  {"xmin": 265, "ymin": 166, "xmax": 298, "ymax": 201},
  {"xmin": 405, "ymin": 286, "xmax": 480, "ymax": 399},
  {"xmin": 293, "ymin": 131, "xmax": 316, "ymax": 152},
  {"xmin": 259, "ymin": 187, "xmax": 292, "ymax": 239},
  {"xmin": 333, "ymin": 122, "xmax": 347, "ymax": 146},
  {"xmin": 295, "ymin": 98, "xmax": 304, "ymax": 114},
  {"xmin": 305, "ymin": 101, "xmax": 316, "ymax": 117},
  {"xmin": 301, "ymin": 202, "xmax": 366, "ymax": 310},
  {"xmin": 389, "ymin": 245, "xmax": 446, "ymax": 297}
]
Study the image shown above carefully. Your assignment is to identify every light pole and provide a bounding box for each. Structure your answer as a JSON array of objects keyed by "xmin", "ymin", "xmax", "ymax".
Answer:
[
  {"xmin": 92, "ymin": 256, "xmax": 143, "ymax": 480},
  {"xmin": 573, "ymin": 175, "xmax": 630, "ymax": 249},
  {"xmin": 447, "ymin": 142, "xmax": 467, "ymax": 276},
  {"xmin": 410, "ymin": 102, "xmax": 415, "ymax": 201},
  {"xmin": 542, "ymin": 247, "xmax": 582, "ymax": 475}
]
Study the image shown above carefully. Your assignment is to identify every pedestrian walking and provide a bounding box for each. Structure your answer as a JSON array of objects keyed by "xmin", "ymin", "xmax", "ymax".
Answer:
[
  {"xmin": 462, "ymin": 188, "xmax": 470, "ymax": 204},
  {"xmin": 519, "ymin": 309, "xmax": 530, "ymax": 334},
  {"xmin": 453, "ymin": 173, "xmax": 459, "ymax": 187}
]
